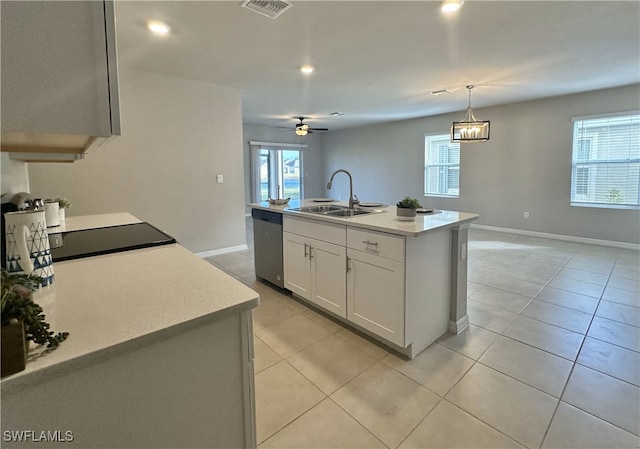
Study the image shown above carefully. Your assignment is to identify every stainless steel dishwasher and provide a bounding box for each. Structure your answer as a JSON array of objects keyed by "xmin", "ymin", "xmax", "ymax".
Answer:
[{"xmin": 252, "ymin": 208, "xmax": 284, "ymax": 288}]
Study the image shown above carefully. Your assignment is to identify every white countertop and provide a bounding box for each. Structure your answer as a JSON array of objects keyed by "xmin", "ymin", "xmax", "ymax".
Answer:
[
  {"xmin": 2, "ymin": 214, "xmax": 259, "ymax": 393},
  {"xmin": 251, "ymin": 199, "xmax": 479, "ymax": 237},
  {"xmin": 47, "ymin": 212, "xmax": 142, "ymax": 233}
]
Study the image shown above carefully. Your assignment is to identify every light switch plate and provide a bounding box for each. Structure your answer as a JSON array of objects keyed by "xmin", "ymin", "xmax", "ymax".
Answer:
[{"xmin": 216, "ymin": 174, "xmax": 224, "ymax": 184}]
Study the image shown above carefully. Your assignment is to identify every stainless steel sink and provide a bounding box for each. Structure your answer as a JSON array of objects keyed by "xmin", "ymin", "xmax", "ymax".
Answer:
[
  {"xmin": 293, "ymin": 205, "xmax": 347, "ymax": 213},
  {"xmin": 325, "ymin": 208, "xmax": 372, "ymax": 217},
  {"xmin": 289, "ymin": 204, "xmax": 383, "ymax": 218}
]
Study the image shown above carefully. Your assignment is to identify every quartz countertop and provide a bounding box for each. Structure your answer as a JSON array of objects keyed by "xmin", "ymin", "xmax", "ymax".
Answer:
[
  {"xmin": 47, "ymin": 212, "xmax": 142, "ymax": 233},
  {"xmin": 250, "ymin": 199, "xmax": 479, "ymax": 237},
  {"xmin": 1, "ymin": 214, "xmax": 259, "ymax": 393}
]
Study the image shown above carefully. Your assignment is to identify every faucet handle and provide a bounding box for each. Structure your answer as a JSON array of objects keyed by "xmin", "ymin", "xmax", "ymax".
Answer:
[{"xmin": 352, "ymin": 194, "xmax": 360, "ymax": 206}]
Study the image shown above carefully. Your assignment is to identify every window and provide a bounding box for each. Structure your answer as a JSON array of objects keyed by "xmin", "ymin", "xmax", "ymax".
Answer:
[
  {"xmin": 250, "ymin": 142, "xmax": 305, "ymax": 202},
  {"xmin": 424, "ymin": 134, "xmax": 460, "ymax": 197},
  {"xmin": 570, "ymin": 112, "xmax": 640, "ymax": 208}
]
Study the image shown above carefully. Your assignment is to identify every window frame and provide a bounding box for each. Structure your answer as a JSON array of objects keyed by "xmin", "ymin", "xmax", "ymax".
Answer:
[
  {"xmin": 424, "ymin": 133, "xmax": 461, "ymax": 198},
  {"xmin": 570, "ymin": 111, "xmax": 640, "ymax": 210},
  {"xmin": 250, "ymin": 141, "xmax": 306, "ymax": 203}
]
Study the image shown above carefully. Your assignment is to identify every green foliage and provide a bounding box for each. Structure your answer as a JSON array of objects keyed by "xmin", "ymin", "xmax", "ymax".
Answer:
[
  {"xmin": 1, "ymin": 269, "xmax": 69, "ymax": 348},
  {"xmin": 396, "ymin": 196, "xmax": 422, "ymax": 209},
  {"xmin": 607, "ymin": 189, "xmax": 624, "ymax": 204},
  {"xmin": 45, "ymin": 197, "xmax": 71, "ymax": 209}
]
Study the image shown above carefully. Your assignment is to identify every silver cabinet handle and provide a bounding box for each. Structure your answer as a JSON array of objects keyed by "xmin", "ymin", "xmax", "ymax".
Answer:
[
  {"xmin": 304, "ymin": 243, "xmax": 309, "ymax": 258},
  {"xmin": 362, "ymin": 240, "xmax": 378, "ymax": 247},
  {"xmin": 346, "ymin": 256, "xmax": 352, "ymax": 273},
  {"xmin": 309, "ymin": 246, "xmax": 314, "ymax": 260}
]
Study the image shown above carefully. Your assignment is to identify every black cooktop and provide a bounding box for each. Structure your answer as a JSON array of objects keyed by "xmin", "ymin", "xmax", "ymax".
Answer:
[{"xmin": 49, "ymin": 222, "xmax": 177, "ymax": 262}]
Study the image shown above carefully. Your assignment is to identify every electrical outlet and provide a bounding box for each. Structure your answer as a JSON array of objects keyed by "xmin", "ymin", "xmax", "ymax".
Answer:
[
  {"xmin": 216, "ymin": 174, "xmax": 224, "ymax": 184},
  {"xmin": 523, "ymin": 211, "xmax": 530, "ymax": 219},
  {"xmin": 460, "ymin": 242, "xmax": 467, "ymax": 260}
]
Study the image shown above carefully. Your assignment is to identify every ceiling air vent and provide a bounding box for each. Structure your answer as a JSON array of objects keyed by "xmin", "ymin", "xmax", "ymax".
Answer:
[{"xmin": 241, "ymin": 0, "xmax": 293, "ymax": 19}]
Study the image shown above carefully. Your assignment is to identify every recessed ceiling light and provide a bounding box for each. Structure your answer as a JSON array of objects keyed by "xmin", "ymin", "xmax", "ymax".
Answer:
[
  {"xmin": 431, "ymin": 89, "xmax": 453, "ymax": 96},
  {"xmin": 300, "ymin": 65, "xmax": 315, "ymax": 74},
  {"xmin": 330, "ymin": 112, "xmax": 345, "ymax": 116},
  {"xmin": 441, "ymin": 0, "xmax": 463, "ymax": 13},
  {"xmin": 147, "ymin": 21, "xmax": 171, "ymax": 36}
]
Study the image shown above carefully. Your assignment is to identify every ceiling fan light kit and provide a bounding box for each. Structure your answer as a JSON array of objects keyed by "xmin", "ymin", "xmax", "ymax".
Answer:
[
  {"xmin": 290, "ymin": 117, "xmax": 328, "ymax": 136},
  {"xmin": 451, "ymin": 85, "xmax": 490, "ymax": 143}
]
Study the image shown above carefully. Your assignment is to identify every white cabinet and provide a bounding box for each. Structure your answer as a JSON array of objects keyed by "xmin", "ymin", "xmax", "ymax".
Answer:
[
  {"xmin": 283, "ymin": 217, "xmax": 347, "ymax": 318},
  {"xmin": 283, "ymin": 232, "xmax": 312, "ymax": 298},
  {"xmin": 346, "ymin": 227, "xmax": 406, "ymax": 346},
  {"xmin": 347, "ymin": 248, "xmax": 405, "ymax": 346},
  {"xmin": 1, "ymin": 0, "xmax": 120, "ymax": 161},
  {"xmin": 281, "ymin": 214, "xmax": 456, "ymax": 359}
]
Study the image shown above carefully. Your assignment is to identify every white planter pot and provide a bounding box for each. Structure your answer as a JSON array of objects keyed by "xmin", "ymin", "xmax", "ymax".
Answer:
[
  {"xmin": 58, "ymin": 207, "xmax": 66, "ymax": 223},
  {"xmin": 44, "ymin": 201, "xmax": 60, "ymax": 227},
  {"xmin": 396, "ymin": 207, "xmax": 417, "ymax": 221}
]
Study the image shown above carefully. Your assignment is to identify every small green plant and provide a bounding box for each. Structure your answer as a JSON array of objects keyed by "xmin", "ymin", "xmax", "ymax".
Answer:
[
  {"xmin": 396, "ymin": 196, "xmax": 422, "ymax": 209},
  {"xmin": 45, "ymin": 197, "xmax": 71, "ymax": 209},
  {"xmin": 606, "ymin": 189, "xmax": 624, "ymax": 204},
  {"xmin": 1, "ymin": 269, "xmax": 69, "ymax": 348}
]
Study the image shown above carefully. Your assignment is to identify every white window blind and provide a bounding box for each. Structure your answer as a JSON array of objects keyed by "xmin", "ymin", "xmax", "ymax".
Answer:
[
  {"xmin": 424, "ymin": 134, "xmax": 460, "ymax": 197},
  {"xmin": 570, "ymin": 112, "xmax": 640, "ymax": 208}
]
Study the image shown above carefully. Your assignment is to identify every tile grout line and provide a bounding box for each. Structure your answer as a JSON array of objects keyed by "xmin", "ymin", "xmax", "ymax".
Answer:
[{"xmin": 536, "ymin": 244, "xmax": 625, "ymax": 448}]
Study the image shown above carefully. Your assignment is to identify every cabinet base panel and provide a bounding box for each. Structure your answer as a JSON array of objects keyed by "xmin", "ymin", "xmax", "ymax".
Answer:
[{"xmin": 288, "ymin": 291, "xmax": 449, "ymax": 359}]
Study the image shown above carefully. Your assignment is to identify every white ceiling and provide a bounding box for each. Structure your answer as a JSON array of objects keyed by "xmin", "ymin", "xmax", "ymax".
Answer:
[{"xmin": 114, "ymin": 1, "xmax": 640, "ymax": 131}]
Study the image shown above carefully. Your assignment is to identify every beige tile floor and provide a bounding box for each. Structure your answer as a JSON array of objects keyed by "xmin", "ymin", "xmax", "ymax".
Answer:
[{"xmin": 207, "ymin": 219, "xmax": 640, "ymax": 449}]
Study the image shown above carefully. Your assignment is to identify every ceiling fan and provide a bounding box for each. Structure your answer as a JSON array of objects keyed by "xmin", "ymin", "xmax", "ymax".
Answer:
[{"xmin": 286, "ymin": 117, "xmax": 329, "ymax": 136}]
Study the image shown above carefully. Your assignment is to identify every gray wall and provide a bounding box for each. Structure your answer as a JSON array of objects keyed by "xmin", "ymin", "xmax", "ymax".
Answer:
[
  {"xmin": 322, "ymin": 84, "xmax": 640, "ymax": 244},
  {"xmin": 242, "ymin": 124, "xmax": 324, "ymax": 211},
  {"xmin": 28, "ymin": 67, "xmax": 246, "ymax": 254},
  {"xmin": 1, "ymin": 154, "xmax": 29, "ymax": 195}
]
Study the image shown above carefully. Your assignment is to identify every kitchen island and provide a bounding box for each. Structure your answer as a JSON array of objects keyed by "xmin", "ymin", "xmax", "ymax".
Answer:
[
  {"xmin": 1, "ymin": 214, "xmax": 259, "ymax": 448},
  {"xmin": 251, "ymin": 201, "xmax": 478, "ymax": 359}
]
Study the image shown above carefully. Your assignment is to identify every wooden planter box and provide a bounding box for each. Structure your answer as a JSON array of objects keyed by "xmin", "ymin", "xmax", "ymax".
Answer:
[{"xmin": 1, "ymin": 319, "xmax": 27, "ymax": 378}]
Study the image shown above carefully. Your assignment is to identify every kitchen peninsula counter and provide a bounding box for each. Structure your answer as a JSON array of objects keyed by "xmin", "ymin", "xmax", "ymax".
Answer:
[
  {"xmin": 2, "ymin": 213, "xmax": 259, "ymax": 448},
  {"xmin": 250, "ymin": 200, "xmax": 478, "ymax": 359},
  {"xmin": 250, "ymin": 200, "xmax": 479, "ymax": 237},
  {"xmin": 48, "ymin": 212, "xmax": 143, "ymax": 233}
]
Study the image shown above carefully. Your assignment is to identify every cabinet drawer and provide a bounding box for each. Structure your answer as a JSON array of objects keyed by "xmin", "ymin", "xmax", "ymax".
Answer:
[
  {"xmin": 283, "ymin": 216, "xmax": 346, "ymax": 246},
  {"xmin": 347, "ymin": 228, "xmax": 404, "ymax": 262}
]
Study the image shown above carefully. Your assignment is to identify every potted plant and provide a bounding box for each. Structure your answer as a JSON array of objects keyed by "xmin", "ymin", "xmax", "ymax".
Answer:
[
  {"xmin": 396, "ymin": 196, "xmax": 422, "ymax": 221},
  {"xmin": 52, "ymin": 197, "xmax": 71, "ymax": 222},
  {"xmin": 1, "ymin": 269, "xmax": 69, "ymax": 378}
]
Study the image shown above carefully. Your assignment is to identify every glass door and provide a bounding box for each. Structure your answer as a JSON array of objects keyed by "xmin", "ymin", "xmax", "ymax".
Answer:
[{"xmin": 253, "ymin": 145, "xmax": 303, "ymax": 202}]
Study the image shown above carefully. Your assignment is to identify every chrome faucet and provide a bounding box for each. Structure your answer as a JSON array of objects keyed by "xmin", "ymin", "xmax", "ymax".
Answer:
[{"xmin": 327, "ymin": 169, "xmax": 360, "ymax": 209}]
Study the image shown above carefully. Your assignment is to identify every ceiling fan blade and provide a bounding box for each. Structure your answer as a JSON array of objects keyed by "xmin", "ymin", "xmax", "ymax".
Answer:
[{"xmin": 308, "ymin": 127, "xmax": 329, "ymax": 131}]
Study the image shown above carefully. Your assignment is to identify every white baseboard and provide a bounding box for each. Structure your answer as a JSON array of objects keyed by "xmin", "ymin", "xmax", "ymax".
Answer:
[
  {"xmin": 471, "ymin": 224, "xmax": 640, "ymax": 251},
  {"xmin": 449, "ymin": 315, "xmax": 470, "ymax": 334},
  {"xmin": 196, "ymin": 244, "xmax": 249, "ymax": 259}
]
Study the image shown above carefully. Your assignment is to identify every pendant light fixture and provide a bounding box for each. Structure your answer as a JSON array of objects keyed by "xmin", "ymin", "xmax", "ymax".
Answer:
[{"xmin": 451, "ymin": 85, "xmax": 490, "ymax": 143}]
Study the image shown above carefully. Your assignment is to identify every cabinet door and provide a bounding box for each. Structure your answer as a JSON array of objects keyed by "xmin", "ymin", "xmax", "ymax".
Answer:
[
  {"xmin": 1, "ymin": 1, "xmax": 113, "ymax": 137},
  {"xmin": 310, "ymin": 239, "xmax": 347, "ymax": 318},
  {"xmin": 283, "ymin": 232, "xmax": 311, "ymax": 299},
  {"xmin": 347, "ymin": 249, "xmax": 405, "ymax": 346}
]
